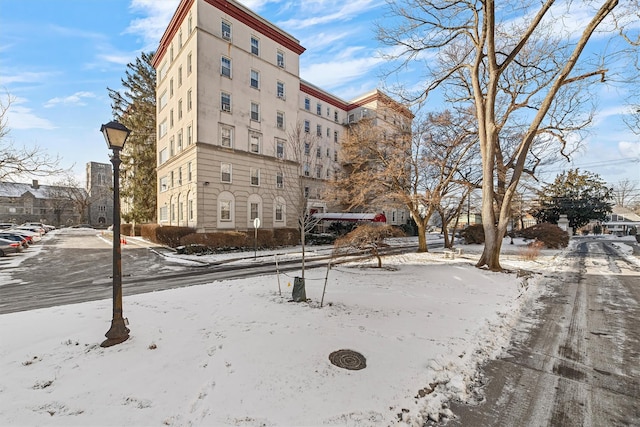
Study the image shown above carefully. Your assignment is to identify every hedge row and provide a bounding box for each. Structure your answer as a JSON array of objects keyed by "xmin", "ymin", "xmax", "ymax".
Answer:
[
  {"xmin": 460, "ymin": 223, "xmax": 569, "ymax": 249},
  {"xmin": 134, "ymin": 224, "xmax": 300, "ymax": 250}
]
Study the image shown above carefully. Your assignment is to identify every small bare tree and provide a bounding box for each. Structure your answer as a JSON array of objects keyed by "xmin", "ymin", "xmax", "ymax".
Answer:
[
  {"xmin": 267, "ymin": 122, "xmax": 323, "ymax": 280},
  {"xmin": 334, "ymin": 223, "xmax": 405, "ymax": 268},
  {"xmin": 611, "ymin": 178, "xmax": 639, "ymax": 208},
  {"xmin": 0, "ymin": 91, "xmax": 66, "ymax": 182}
]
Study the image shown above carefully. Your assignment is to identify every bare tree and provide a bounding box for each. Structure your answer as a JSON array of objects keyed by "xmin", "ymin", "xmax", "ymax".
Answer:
[
  {"xmin": 0, "ymin": 91, "xmax": 66, "ymax": 182},
  {"xmin": 611, "ymin": 178, "xmax": 639, "ymax": 208},
  {"xmin": 267, "ymin": 122, "xmax": 323, "ymax": 280},
  {"xmin": 45, "ymin": 175, "xmax": 92, "ymax": 225},
  {"xmin": 378, "ymin": 0, "xmax": 638, "ymax": 270},
  {"xmin": 330, "ymin": 109, "xmax": 476, "ymax": 252}
]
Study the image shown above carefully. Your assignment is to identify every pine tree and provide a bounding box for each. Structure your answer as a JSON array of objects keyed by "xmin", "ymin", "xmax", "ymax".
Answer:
[
  {"xmin": 533, "ymin": 169, "xmax": 613, "ymax": 234},
  {"xmin": 107, "ymin": 51, "xmax": 157, "ymax": 224}
]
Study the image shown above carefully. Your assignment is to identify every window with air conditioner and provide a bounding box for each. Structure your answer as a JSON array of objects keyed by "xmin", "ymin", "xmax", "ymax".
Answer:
[
  {"xmin": 222, "ymin": 21, "xmax": 231, "ymax": 40},
  {"xmin": 221, "ymin": 92, "xmax": 231, "ymax": 112}
]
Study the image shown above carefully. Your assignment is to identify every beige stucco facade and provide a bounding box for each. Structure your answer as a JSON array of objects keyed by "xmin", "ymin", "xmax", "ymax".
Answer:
[{"xmin": 154, "ymin": 0, "xmax": 412, "ymax": 232}]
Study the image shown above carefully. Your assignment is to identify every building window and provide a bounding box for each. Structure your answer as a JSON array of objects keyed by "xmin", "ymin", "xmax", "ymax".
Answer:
[
  {"xmin": 334, "ymin": 150, "xmax": 338, "ymax": 161},
  {"xmin": 251, "ymin": 36, "xmax": 259, "ymax": 55},
  {"xmin": 250, "ymin": 202, "xmax": 259, "ymax": 220},
  {"xmin": 178, "ymin": 29, "xmax": 183, "ymax": 48},
  {"xmin": 316, "ymin": 165, "xmax": 322, "ymax": 178},
  {"xmin": 187, "ymin": 89, "xmax": 192, "ymax": 111},
  {"xmin": 304, "ymin": 98, "xmax": 310, "ymax": 110},
  {"xmin": 170, "ymin": 78, "xmax": 174, "ymax": 97},
  {"xmin": 187, "ymin": 124, "xmax": 193, "ymax": 145},
  {"xmin": 178, "ymin": 99, "xmax": 183, "ymax": 120},
  {"xmin": 276, "ymin": 111, "xmax": 284, "ymax": 129},
  {"xmin": 160, "ymin": 176, "xmax": 168, "ymax": 192},
  {"xmin": 276, "ymin": 50, "xmax": 285, "ymax": 67},
  {"xmin": 170, "ymin": 109, "xmax": 174, "ymax": 128},
  {"xmin": 159, "ymin": 120, "xmax": 167, "ymax": 138},
  {"xmin": 159, "ymin": 90, "xmax": 167, "ymax": 111},
  {"xmin": 316, "ymin": 125, "xmax": 322, "ymax": 137},
  {"xmin": 221, "ymin": 57, "xmax": 231, "ymax": 78},
  {"xmin": 177, "ymin": 129, "xmax": 183, "ymax": 151},
  {"xmin": 276, "ymin": 138, "xmax": 285, "ymax": 158},
  {"xmin": 221, "ymin": 92, "xmax": 231, "ymax": 112},
  {"xmin": 222, "ymin": 21, "xmax": 231, "ymax": 40},
  {"xmin": 179, "ymin": 201, "xmax": 184, "ymax": 220},
  {"xmin": 221, "ymin": 125, "xmax": 233, "ymax": 147},
  {"xmin": 159, "ymin": 148, "xmax": 167, "ymax": 165},
  {"xmin": 220, "ymin": 200, "xmax": 231, "ymax": 221},
  {"xmin": 188, "ymin": 199, "xmax": 194, "ymax": 220},
  {"xmin": 188, "ymin": 13, "xmax": 193, "ymax": 34},
  {"xmin": 188, "ymin": 162, "xmax": 192, "ymax": 181},
  {"xmin": 170, "ymin": 136, "xmax": 176, "ymax": 155},
  {"xmin": 250, "ymin": 168, "xmax": 260, "ymax": 186},
  {"xmin": 276, "ymin": 171, "xmax": 283, "ymax": 188},
  {"xmin": 250, "ymin": 69, "xmax": 259, "ymax": 89},
  {"xmin": 275, "ymin": 203, "xmax": 283, "ymax": 221},
  {"xmin": 250, "ymin": 102, "xmax": 260, "ymax": 121},
  {"xmin": 316, "ymin": 103, "xmax": 322, "ymax": 115},
  {"xmin": 221, "ymin": 162, "xmax": 232, "ymax": 182},
  {"xmin": 277, "ymin": 81, "xmax": 285, "ymax": 98},
  {"xmin": 304, "ymin": 163, "xmax": 310, "ymax": 177},
  {"xmin": 249, "ymin": 132, "xmax": 261, "ymax": 153},
  {"xmin": 316, "ymin": 147, "xmax": 321, "ymax": 158},
  {"xmin": 304, "ymin": 120, "xmax": 310, "ymax": 133},
  {"xmin": 304, "ymin": 142, "xmax": 310, "ymax": 155},
  {"xmin": 159, "ymin": 205, "xmax": 168, "ymax": 221},
  {"xmin": 187, "ymin": 52, "xmax": 192, "ymax": 75},
  {"xmin": 304, "ymin": 186, "xmax": 310, "ymax": 198},
  {"xmin": 334, "ymin": 131, "xmax": 338, "ymax": 142},
  {"xmin": 178, "ymin": 66, "xmax": 183, "ymax": 86}
]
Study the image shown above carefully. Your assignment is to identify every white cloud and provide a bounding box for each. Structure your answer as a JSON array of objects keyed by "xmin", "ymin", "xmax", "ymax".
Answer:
[
  {"xmin": 44, "ymin": 92, "xmax": 97, "ymax": 108},
  {"xmin": 5, "ymin": 97, "xmax": 55, "ymax": 130},
  {"xmin": 279, "ymin": 0, "xmax": 380, "ymax": 30},
  {"xmin": 618, "ymin": 140, "xmax": 640, "ymax": 159},
  {"xmin": 0, "ymin": 70, "xmax": 54, "ymax": 85},
  {"xmin": 126, "ymin": 0, "xmax": 181, "ymax": 50},
  {"xmin": 301, "ymin": 54, "xmax": 382, "ymax": 92}
]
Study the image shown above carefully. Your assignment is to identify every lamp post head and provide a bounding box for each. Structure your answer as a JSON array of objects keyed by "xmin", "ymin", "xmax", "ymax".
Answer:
[{"xmin": 100, "ymin": 120, "xmax": 131, "ymax": 150}]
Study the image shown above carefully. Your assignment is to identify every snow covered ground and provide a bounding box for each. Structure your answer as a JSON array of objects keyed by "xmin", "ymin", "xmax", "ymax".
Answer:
[{"xmin": 0, "ymin": 232, "xmax": 636, "ymax": 426}]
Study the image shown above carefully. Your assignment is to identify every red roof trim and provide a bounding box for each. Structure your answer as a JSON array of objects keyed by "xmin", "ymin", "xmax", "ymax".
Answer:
[
  {"xmin": 300, "ymin": 82, "xmax": 349, "ymax": 110},
  {"xmin": 153, "ymin": 0, "xmax": 194, "ymax": 68},
  {"xmin": 204, "ymin": 0, "xmax": 305, "ymax": 54}
]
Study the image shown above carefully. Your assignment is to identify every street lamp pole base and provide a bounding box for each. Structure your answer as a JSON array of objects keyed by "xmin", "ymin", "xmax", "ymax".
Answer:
[{"xmin": 101, "ymin": 318, "xmax": 130, "ymax": 347}]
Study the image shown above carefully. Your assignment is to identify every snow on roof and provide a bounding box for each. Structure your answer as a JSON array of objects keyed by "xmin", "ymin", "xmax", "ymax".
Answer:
[{"xmin": 0, "ymin": 181, "xmax": 86, "ymax": 199}]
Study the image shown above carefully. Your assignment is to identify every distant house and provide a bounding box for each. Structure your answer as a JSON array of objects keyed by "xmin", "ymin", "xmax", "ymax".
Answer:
[
  {"xmin": 0, "ymin": 162, "xmax": 114, "ymax": 227},
  {"xmin": 0, "ymin": 179, "xmax": 83, "ymax": 226},
  {"xmin": 602, "ymin": 205, "xmax": 640, "ymax": 235}
]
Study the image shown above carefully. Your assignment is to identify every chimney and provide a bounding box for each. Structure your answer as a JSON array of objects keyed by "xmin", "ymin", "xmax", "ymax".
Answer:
[{"xmin": 32, "ymin": 179, "xmax": 39, "ymax": 189}]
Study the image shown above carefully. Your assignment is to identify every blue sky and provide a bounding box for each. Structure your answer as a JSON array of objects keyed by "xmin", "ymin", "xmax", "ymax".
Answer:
[{"xmin": 1, "ymin": 0, "xmax": 638, "ymax": 188}]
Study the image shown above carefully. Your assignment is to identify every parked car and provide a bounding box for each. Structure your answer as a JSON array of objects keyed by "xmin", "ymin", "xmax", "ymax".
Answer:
[
  {"xmin": 22, "ymin": 222, "xmax": 55, "ymax": 232},
  {"xmin": 0, "ymin": 237, "xmax": 23, "ymax": 256},
  {"xmin": 7, "ymin": 229, "xmax": 41, "ymax": 244},
  {"xmin": 0, "ymin": 233, "xmax": 29, "ymax": 249},
  {"xmin": 14, "ymin": 226, "xmax": 44, "ymax": 236},
  {"xmin": 0, "ymin": 223, "xmax": 17, "ymax": 230}
]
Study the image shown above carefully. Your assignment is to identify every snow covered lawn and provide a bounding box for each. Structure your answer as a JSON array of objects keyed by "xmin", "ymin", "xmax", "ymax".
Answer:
[{"xmin": 0, "ymin": 238, "xmax": 572, "ymax": 426}]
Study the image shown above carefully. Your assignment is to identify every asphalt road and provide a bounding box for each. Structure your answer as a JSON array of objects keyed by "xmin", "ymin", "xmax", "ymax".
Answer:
[
  {"xmin": 0, "ymin": 228, "xmax": 422, "ymax": 315},
  {"xmin": 448, "ymin": 237, "xmax": 640, "ymax": 426}
]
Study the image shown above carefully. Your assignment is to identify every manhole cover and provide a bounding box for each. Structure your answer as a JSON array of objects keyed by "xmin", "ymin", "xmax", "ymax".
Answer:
[{"xmin": 329, "ymin": 349, "xmax": 367, "ymax": 370}]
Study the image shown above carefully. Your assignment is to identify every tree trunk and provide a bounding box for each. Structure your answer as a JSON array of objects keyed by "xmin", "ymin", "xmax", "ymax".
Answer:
[{"xmin": 416, "ymin": 221, "xmax": 428, "ymax": 252}]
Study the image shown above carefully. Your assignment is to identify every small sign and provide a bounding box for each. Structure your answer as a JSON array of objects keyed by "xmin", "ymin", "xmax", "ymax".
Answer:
[{"xmin": 253, "ymin": 217, "xmax": 261, "ymax": 229}]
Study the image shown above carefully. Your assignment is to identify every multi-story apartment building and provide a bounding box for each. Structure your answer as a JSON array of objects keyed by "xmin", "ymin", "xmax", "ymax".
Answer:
[{"xmin": 153, "ymin": 0, "xmax": 412, "ymax": 233}]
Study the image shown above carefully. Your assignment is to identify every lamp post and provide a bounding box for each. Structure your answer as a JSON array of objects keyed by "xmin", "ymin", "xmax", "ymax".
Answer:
[{"xmin": 100, "ymin": 120, "xmax": 131, "ymax": 347}]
